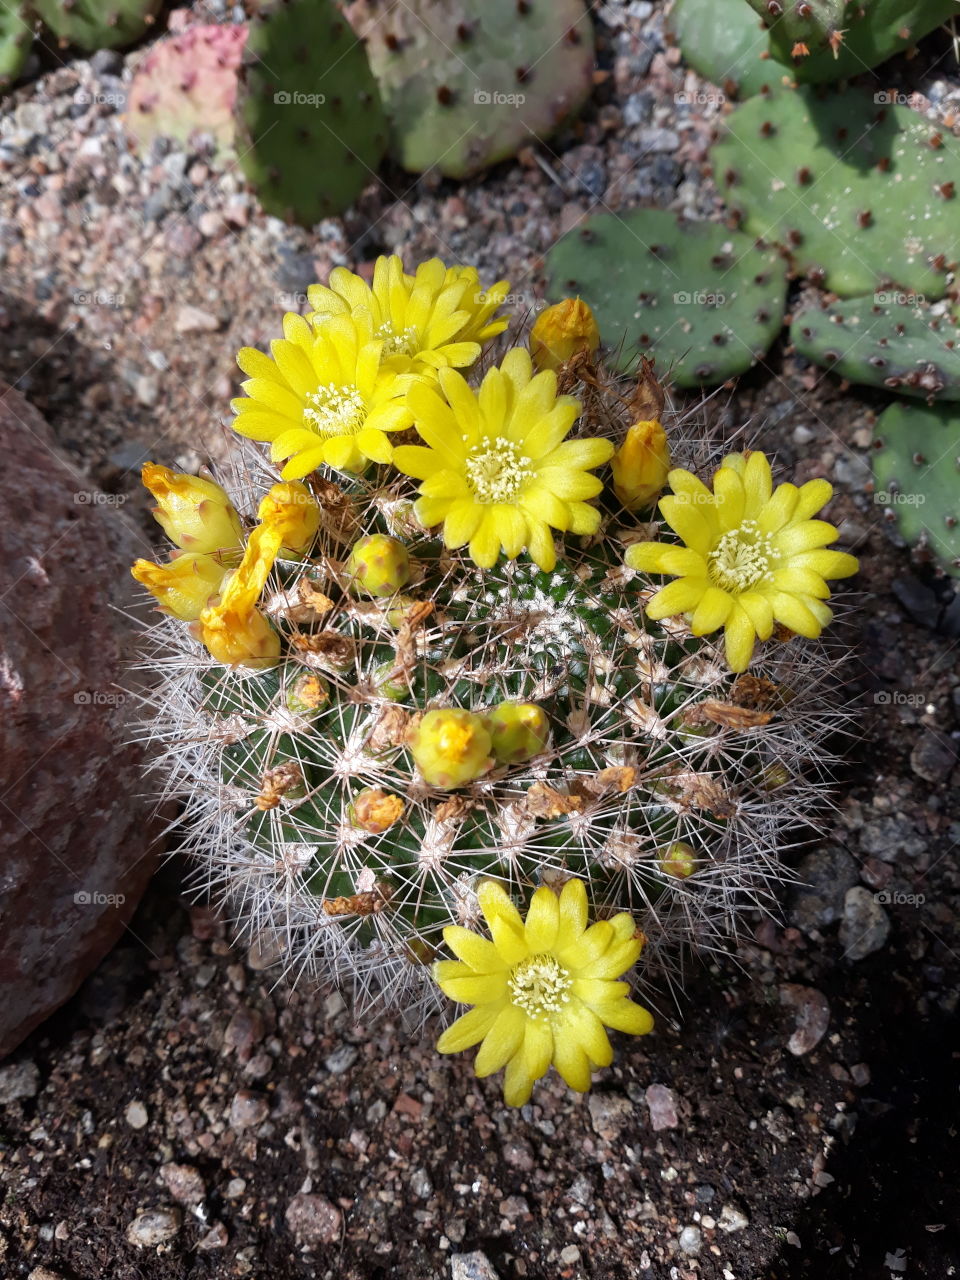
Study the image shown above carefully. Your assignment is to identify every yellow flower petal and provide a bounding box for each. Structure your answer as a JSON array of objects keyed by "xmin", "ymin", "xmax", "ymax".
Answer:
[
  {"xmin": 442, "ymin": 926, "xmax": 508, "ymax": 972},
  {"xmin": 690, "ymin": 586, "xmax": 734, "ymax": 634},
  {"xmin": 646, "ymin": 577, "xmax": 709, "ymax": 619},
  {"xmin": 436, "ymin": 1002, "xmax": 503, "ymax": 1054},
  {"xmin": 524, "ymin": 887, "xmax": 560, "ymax": 952},
  {"xmin": 553, "ymin": 1035, "xmax": 592, "ymax": 1093},
  {"xmin": 520, "ymin": 1019, "xmax": 554, "ymax": 1082},
  {"xmin": 793, "ymin": 477, "xmax": 833, "ymax": 521},
  {"xmin": 478, "ymin": 880, "xmax": 524, "ymax": 933},
  {"xmin": 557, "ymin": 878, "xmax": 588, "ymax": 946},
  {"xmin": 559, "ymin": 1001, "xmax": 613, "ymax": 1068},
  {"xmin": 724, "ymin": 604, "xmax": 757, "ymax": 672},
  {"xmin": 503, "ymin": 1053, "xmax": 536, "ymax": 1108},
  {"xmin": 768, "ymin": 590, "xmax": 823, "ymax": 637},
  {"xmin": 437, "ymin": 972, "xmax": 509, "ymax": 1005},
  {"xmin": 774, "ymin": 520, "xmax": 839, "ymax": 555},
  {"xmin": 592, "ymin": 998, "xmax": 654, "ymax": 1036},
  {"xmin": 791, "ymin": 548, "xmax": 858, "ymax": 579},
  {"xmin": 474, "ymin": 1004, "xmax": 526, "ymax": 1077}
]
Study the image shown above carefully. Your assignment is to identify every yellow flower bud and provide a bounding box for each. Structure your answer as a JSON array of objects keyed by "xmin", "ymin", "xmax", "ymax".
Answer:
[
  {"xmin": 141, "ymin": 462, "xmax": 244, "ymax": 554},
  {"xmin": 529, "ymin": 298, "xmax": 600, "ymax": 372},
  {"xmin": 257, "ymin": 480, "xmax": 321, "ymax": 554},
  {"xmin": 657, "ymin": 841, "xmax": 697, "ymax": 879},
  {"xmin": 198, "ymin": 602, "xmax": 281, "ymax": 669},
  {"xmin": 407, "ymin": 708, "xmax": 494, "ymax": 790},
  {"xmin": 131, "ymin": 552, "xmax": 226, "ymax": 621},
  {"xmin": 487, "ymin": 702, "xmax": 550, "ymax": 765},
  {"xmin": 611, "ymin": 419, "xmax": 671, "ymax": 511}
]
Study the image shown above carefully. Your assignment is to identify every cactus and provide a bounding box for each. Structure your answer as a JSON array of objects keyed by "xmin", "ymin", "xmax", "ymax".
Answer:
[
  {"xmin": 712, "ymin": 85, "xmax": 960, "ymax": 300},
  {"xmin": 235, "ymin": 0, "xmax": 389, "ymax": 225},
  {"xmin": 0, "ymin": 1, "xmax": 30, "ymax": 95},
  {"xmin": 341, "ymin": 0, "xmax": 595, "ymax": 179},
  {"xmin": 743, "ymin": 0, "xmax": 956, "ymax": 71},
  {"xmin": 126, "ymin": 24, "xmax": 247, "ymax": 154},
  {"xmin": 791, "ymin": 296, "xmax": 960, "ymax": 402},
  {"xmin": 137, "ymin": 374, "xmax": 852, "ymax": 1027},
  {"xmin": 543, "ymin": 209, "xmax": 788, "ymax": 387},
  {"xmin": 872, "ymin": 401, "xmax": 960, "ymax": 577},
  {"xmin": 32, "ymin": 0, "xmax": 160, "ymax": 51},
  {"xmin": 668, "ymin": 0, "xmax": 779, "ymax": 99},
  {"xmin": 671, "ymin": 0, "xmax": 956, "ymax": 96}
]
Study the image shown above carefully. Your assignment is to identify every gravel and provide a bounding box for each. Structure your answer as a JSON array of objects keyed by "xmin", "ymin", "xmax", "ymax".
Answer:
[{"xmin": 839, "ymin": 887, "xmax": 893, "ymax": 961}]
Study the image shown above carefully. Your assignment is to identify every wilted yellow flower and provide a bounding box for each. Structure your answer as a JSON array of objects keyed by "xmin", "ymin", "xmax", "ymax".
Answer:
[
  {"xmin": 198, "ymin": 602, "xmax": 280, "ymax": 670},
  {"xmin": 392, "ymin": 347, "xmax": 613, "ymax": 572},
  {"xmin": 435, "ymin": 878, "xmax": 652, "ymax": 1107},
  {"xmin": 131, "ymin": 552, "xmax": 226, "ymax": 621},
  {"xmin": 407, "ymin": 708, "xmax": 494, "ymax": 790},
  {"xmin": 611, "ymin": 419, "xmax": 671, "ymax": 511},
  {"xmin": 625, "ymin": 450, "xmax": 859, "ymax": 672},
  {"xmin": 257, "ymin": 480, "xmax": 320, "ymax": 553},
  {"xmin": 529, "ymin": 299, "xmax": 600, "ymax": 372},
  {"xmin": 141, "ymin": 463, "xmax": 244, "ymax": 555},
  {"xmin": 232, "ymin": 312, "xmax": 417, "ymax": 478},
  {"xmin": 306, "ymin": 255, "xmax": 510, "ymax": 376}
]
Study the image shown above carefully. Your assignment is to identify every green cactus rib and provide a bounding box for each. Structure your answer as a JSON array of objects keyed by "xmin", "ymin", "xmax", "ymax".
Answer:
[
  {"xmin": 543, "ymin": 209, "xmax": 788, "ymax": 387},
  {"xmin": 744, "ymin": 0, "xmax": 956, "ymax": 71},
  {"xmin": 791, "ymin": 296, "xmax": 960, "ymax": 401},
  {"xmin": 873, "ymin": 400, "xmax": 960, "ymax": 576},
  {"xmin": 0, "ymin": 0, "xmax": 30, "ymax": 94},
  {"xmin": 32, "ymin": 0, "xmax": 160, "ymax": 51},
  {"xmin": 712, "ymin": 85, "xmax": 960, "ymax": 299},
  {"xmin": 126, "ymin": 25, "xmax": 248, "ymax": 154},
  {"xmin": 341, "ymin": 0, "xmax": 595, "ymax": 179},
  {"xmin": 670, "ymin": 0, "xmax": 956, "ymax": 96},
  {"xmin": 236, "ymin": 0, "xmax": 388, "ymax": 225}
]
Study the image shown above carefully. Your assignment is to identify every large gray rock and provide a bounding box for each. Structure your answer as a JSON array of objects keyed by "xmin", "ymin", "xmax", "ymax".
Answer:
[{"xmin": 0, "ymin": 380, "xmax": 160, "ymax": 1056}]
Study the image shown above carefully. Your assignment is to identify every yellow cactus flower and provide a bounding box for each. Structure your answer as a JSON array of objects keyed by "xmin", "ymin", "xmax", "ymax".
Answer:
[
  {"xmin": 625, "ymin": 450, "xmax": 859, "ymax": 672},
  {"xmin": 198, "ymin": 602, "xmax": 280, "ymax": 670},
  {"xmin": 141, "ymin": 463, "xmax": 244, "ymax": 555},
  {"xmin": 392, "ymin": 347, "xmax": 614, "ymax": 572},
  {"xmin": 611, "ymin": 419, "xmax": 671, "ymax": 511},
  {"xmin": 529, "ymin": 298, "xmax": 600, "ymax": 372},
  {"xmin": 231, "ymin": 312, "xmax": 417, "ymax": 479},
  {"xmin": 306, "ymin": 255, "xmax": 510, "ymax": 376},
  {"xmin": 407, "ymin": 708, "xmax": 494, "ymax": 790},
  {"xmin": 435, "ymin": 878, "xmax": 653, "ymax": 1107},
  {"xmin": 131, "ymin": 552, "xmax": 227, "ymax": 622},
  {"xmin": 257, "ymin": 480, "xmax": 320, "ymax": 553}
]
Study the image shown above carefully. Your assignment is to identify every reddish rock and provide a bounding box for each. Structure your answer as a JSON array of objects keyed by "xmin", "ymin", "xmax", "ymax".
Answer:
[{"xmin": 0, "ymin": 381, "xmax": 160, "ymax": 1057}]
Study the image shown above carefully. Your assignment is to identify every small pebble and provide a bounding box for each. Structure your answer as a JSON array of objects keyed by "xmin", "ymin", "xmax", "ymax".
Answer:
[
  {"xmin": 718, "ymin": 1204, "xmax": 750, "ymax": 1234},
  {"xmin": 0, "ymin": 1060, "xmax": 40, "ymax": 1104},
  {"xmin": 839, "ymin": 886, "xmax": 891, "ymax": 961},
  {"xmin": 126, "ymin": 1208, "xmax": 182, "ymax": 1248},
  {"xmin": 324, "ymin": 1045, "xmax": 358, "ymax": 1074},
  {"xmin": 285, "ymin": 1192, "xmax": 342, "ymax": 1247},
  {"xmin": 450, "ymin": 1251, "xmax": 501, "ymax": 1280},
  {"xmin": 645, "ymin": 1082, "xmax": 679, "ymax": 1130},
  {"xmin": 588, "ymin": 1093, "xmax": 632, "ymax": 1136},
  {"xmin": 124, "ymin": 1100, "xmax": 148, "ymax": 1129},
  {"xmin": 159, "ymin": 1162, "xmax": 205, "ymax": 1204},
  {"xmin": 229, "ymin": 1090, "xmax": 269, "ymax": 1130},
  {"xmin": 678, "ymin": 1226, "xmax": 702, "ymax": 1255}
]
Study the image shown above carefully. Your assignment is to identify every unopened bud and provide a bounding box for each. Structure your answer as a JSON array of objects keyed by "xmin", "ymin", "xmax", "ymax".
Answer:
[
  {"xmin": 407, "ymin": 708, "xmax": 494, "ymax": 790},
  {"xmin": 346, "ymin": 534, "xmax": 412, "ymax": 597},
  {"xmin": 131, "ymin": 552, "xmax": 225, "ymax": 621},
  {"xmin": 141, "ymin": 462, "xmax": 244, "ymax": 555},
  {"xmin": 487, "ymin": 701, "xmax": 550, "ymax": 765},
  {"xmin": 611, "ymin": 419, "xmax": 671, "ymax": 511},
  {"xmin": 658, "ymin": 841, "xmax": 697, "ymax": 879},
  {"xmin": 530, "ymin": 298, "xmax": 600, "ymax": 372}
]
